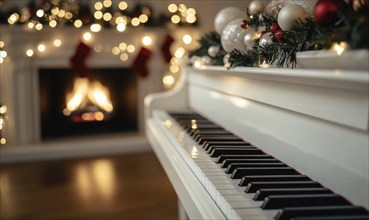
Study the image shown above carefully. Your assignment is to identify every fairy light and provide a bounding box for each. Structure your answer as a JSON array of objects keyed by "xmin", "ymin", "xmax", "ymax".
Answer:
[
  {"xmin": 74, "ymin": 19, "xmax": 82, "ymax": 28},
  {"xmin": 0, "ymin": 104, "xmax": 7, "ymax": 145},
  {"xmin": 139, "ymin": 14, "xmax": 148, "ymax": 23},
  {"xmin": 51, "ymin": 7, "xmax": 59, "ymax": 15},
  {"xmin": 53, "ymin": 39, "xmax": 62, "ymax": 47},
  {"xmin": 142, "ymin": 36, "xmax": 152, "ymax": 46},
  {"xmin": 174, "ymin": 47, "xmax": 186, "ymax": 58},
  {"xmin": 119, "ymin": 1, "xmax": 128, "ymax": 10},
  {"xmin": 112, "ymin": 47, "xmax": 120, "ymax": 55},
  {"xmin": 49, "ymin": 20, "xmax": 57, "ymax": 27},
  {"xmin": 27, "ymin": 21, "xmax": 35, "ymax": 29},
  {"xmin": 332, "ymin": 42, "xmax": 348, "ymax": 56},
  {"xmin": 103, "ymin": 0, "xmax": 112, "ymax": 8},
  {"xmin": 168, "ymin": 4, "xmax": 178, "ymax": 13},
  {"xmin": 94, "ymin": 2, "xmax": 103, "ymax": 10},
  {"xmin": 120, "ymin": 53, "xmax": 128, "ymax": 61},
  {"xmin": 0, "ymin": 138, "xmax": 6, "ymax": 145},
  {"xmin": 35, "ymin": 23, "xmax": 43, "ymax": 30},
  {"xmin": 94, "ymin": 44, "xmax": 103, "ymax": 52},
  {"xmin": 127, "ymin": 45, "xmax": 135, "ymax": 53},
  {"xmin": 178, "ymin": 4, "xmax": 187, "ymax": 12},
  {"xmin": 36, "ymin": 9, "xmax": 44, "ymax": 18},
  {"xmin": 103, "ymin": 12, "xmax": 112, "ymax": 21},
  {"xmin": 83, "ymin": 32, "xmax": 92, "ymax": 42},
  {"xmin": 183, "ymin": 35, "xmax": 192, "ymax": 44},
  {"xmin": 26, "ymin": 49, "xmax": 34, "ymax": 57},
  {"xmin": 119, "ymin": 42, "xmax": 127, "ymax": 51},
  {"xmin": 94, "ymin": 11, "xmax": 103, "ymax": 19},
  {"xmin": 186, "ymin": 15, "xmax": 197, "ymax": 23},
  {"xmin": 170, "ymin": 64, "xmax": 179, "ymax": 73},
  {"xmin": 8, "ymin": 13, "xmax": 19, "ymax": 25},
  {"xmin": 0, "ymin": 51, "xmax": 7, "ymax": 59},
  {"xmin": 115, "ymin": 16, "xmax": 127, "ymax": 25},
  {"xmin": 117, "ymin": 23, "xmax": 126, "ymax": 32},
  {"xmin": 57, "ymin": 9, "xmax": 66, "ymax": 18},
  {"xmin": 171, "ymin": 15, "xmax": 180, "ymax": 24},
  {"xmin": 0, "ymin": 41, "xmax": 4, "ymax": 48},
  {"xmin": 163, "ymin": 75, "xmax": 175, "ymax": 87},
  {"xmin": 65, "ymin": 12, "xmax": 73, "ymax": 19},
  {"xmin": 187, "ymin": 8, "xmax": 196, "ymax": 16},
  {"xmin": 90, "ymin": 23, "xmax": 102, "ymax": 32},
  {"xmin": 37, "ymin": 43, "xmax": 46, "ymax": 53},
  {"xmin": 131, "ymin": 17, "xmax": 140, "ymax": 26}
]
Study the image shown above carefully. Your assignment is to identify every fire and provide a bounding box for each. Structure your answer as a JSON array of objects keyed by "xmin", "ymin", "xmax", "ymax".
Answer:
[{"xmin": 66, "ymin": 77, "xmax": 113, "ymax": 113}]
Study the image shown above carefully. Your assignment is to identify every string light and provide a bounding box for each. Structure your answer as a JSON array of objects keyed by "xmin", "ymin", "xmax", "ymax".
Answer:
[
  {"xmin": 331, "ymin": 42, "xmax": 348, "ymax": 56},
  {"xmin": 163, "ymin": 75, "xmax": 175, "ymax": 87},
  {"xmin": 120, "ymin": 53, "xmax": 128, "ymax": 61},
  {"xmin": 49, "ymin": 20, "xmax": 57, "ymax": 27},
  {"xmin": 103, "ymin": 12, "xmax": 112, "ymax": 21},
  {"xmin": 90, "ymin": 23, "xmax": 102, "ymax": 32},
  {"xmin": 131, "ymin": 18, "xmax": 140, "ymax": 26},
  {"xmin": 116, "ymin": 23, "xmax": 126, "ymax": 32},
  {"xmin": 119, "ymin": 42, "xmax": 127, "ymax": 51},
  {"xmin": 103, "ymin": 0, "xmax": 112, "ymax": 8},
  {"xmin": 37, "ymin": 44, "xmax": 46, "ymax": 53},
  {"xmin": 83, "ymin": 32, "xmax": 92, "ymax": 42},
  {"xmin": 0, "ymin": 104, "xmax": 7, "ymax": 145},
  {"xmin": 7, "ymin": 13, "xmax": 19, "ymax": 25},
  {"xmin": 118, "ymin": 1, "xmax": 128, "ymax": 10},
  {"xmin": 36, "ymin": 9, "xmax": 44, "ymax": 18},
  {"xmin": 94, "ymin": 2, "xmax": 103, "ymax": 10},
  {"xmin": 139, "ymin": 14, "xmax": 148, "ymax": 23},
  {"xmin": 53, "ymin": 39, "xmax": 62, "ymax": 47},
  {"xmin": 168, "ymin": 4, "xmax": 178, "ymax": 13},
  {"xmin": 174, "ymin": 47, "xmax": 185, "ymax": 58},
  {"xmin": 112, "ymin": 47, "xmax": 120, "ymax": 55},
  {"xmin": 171, "ymin": 15, "xmax": 180, "ymax": 24},
  {"xmin": 26, "ymin": 49, "xmax": 34, "ymax": 57},
  {"xmin": 35, "ymin": 23, "xmax": 43, "ymax": 30},
  {"xmin": 142, "ymin": 36, "xmax": 152, "ymax": 46},
  {"xmin": 74, "ymin": 19, "xmax": 83, "ymax": 28},
  {"xmin": 127, "ymin": 45, "xmax": 135, "ymax": 53},
  {"xmin": 94, "ymin": 11, "xmax": 103, "ymax": 20},
  {"xmin": 183, "ymin": 35, "xmax": 192, "ymax": 44},
  {"xmin": 0, "ymin": 41, "xmax": 4, "ymax": 48}
]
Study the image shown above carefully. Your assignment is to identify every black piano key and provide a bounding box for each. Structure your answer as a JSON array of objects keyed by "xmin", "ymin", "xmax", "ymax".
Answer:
[
  {"xmin": 239, "ymin": 175, "xmax": 310, "ymax": 186},
  {"xmin": 245, "ymin": 181, "xmax": 322, "ymax": 193},
  {"xmin": 210, "ymin": 148, "xmax": 264, "ymax": 157},
  {"xmin": 204, "ymin": 141, "xmax": 251, "ymax": 150},
  {"xmin": 207, "ymin": 146, "xmax": 256, "ymax": 154},
  {"xmin": 262, "ymin": 194, "xmax": 350, "ymax": 209},
  {"xmin": 193, "ymin": 132, "xmax": 234, "ymax": 140},
  {"xmin": 216, "ymin": 155, "xmax": 274, "ymax": 163},
  {"xmin": 275, "ymin": 206, "xmax": 369, "ymax": 220},
  {"xmin": 196, "ymin": 135, "xmax": 243, "ymax": 144},
  {"xmin": 253, "ymin": 188, "xmax": 332, "ymax": 201},
  {"xmin": 221, "ymin": 158, "xmax": 279, "ymax": 168},
  {"xmin": 226, "ymin": 162, "xmax": 287, "ymax": 174},
  {"xmin": 190, "ymin": 130, "xmax": 230, "ymax": 137},
  {"xmin": 291, "ymin": 215, "xmax": 369, "ymax": 220},
  {"xmin": 185, "ymin": 125, "xmax": 223, "ymax": 132},
  {"xmin": 231, "ymin": 167, "xmax": 297, "ymax": 179}
]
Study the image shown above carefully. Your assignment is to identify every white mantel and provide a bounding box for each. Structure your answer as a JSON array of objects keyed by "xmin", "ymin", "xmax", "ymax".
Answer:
[{"xmin": 0, "ymin": 25, "xmax": 199, "ymax": 147}]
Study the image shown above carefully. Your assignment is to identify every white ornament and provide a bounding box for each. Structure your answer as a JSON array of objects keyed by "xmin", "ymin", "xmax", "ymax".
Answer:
[
  {"xmin": 284, "ymin": 0, "xmax": 318, "ymax": 17},
  {"xmin": 201, "ymin": 56, "xmax": 212, "ymax": 65},
  {"xmin": 248, "ymin": 0, "xmax": 265, "ymax": 15},
  {"xmin": 221, "ymin": 18, "xmax": 248, "ymax": 53},
  {"xmin": 208, "ymin": 46, "xmax": 220, "ymax": 57},
  {"xmin": 223, "ymin": 53, "xmax": 231, "ymax": 68},
  {"xmin": 190, "ymin": 56, "xmax": 201, "ymax": 64},
  {"xmin": 259, "ymin": 32, "xmax": 273, "ymax": 46},
  {"xmin": 243, "ymin": 28, "xmax": 257, "ymax": 50},
  {"xmin": 214, "ymin": 7, "xmax": 246, "ymax": 34},
  {"xmin": 277, "ymin": 4, "xmax": 308, "ymax": 31}
]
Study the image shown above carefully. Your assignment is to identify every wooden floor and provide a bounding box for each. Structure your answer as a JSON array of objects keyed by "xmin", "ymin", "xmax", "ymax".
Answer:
[{"xmin": 0, "ymin": 152, "xmax": 178, "ymax": 220}]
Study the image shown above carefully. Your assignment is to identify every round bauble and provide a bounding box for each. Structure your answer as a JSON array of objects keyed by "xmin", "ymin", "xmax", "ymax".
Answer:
[
  {"xmin": 208, "ymin": 46, "xmax": 220, "ymax": 57},
  {"xmin": 223, "ymin": 53, "xmax": 231, "ymax": 68},
  {"xmin": 285, "ymin": 0, "xmax": 318, "ymax": 16},
  {"xmin": 274, "ymin": 29, "xmax": 285, "ymax": 40},
  {"xmin": 259, "ymin": 32, "xmax": 273, "ymax": 46},
  {"xmin": 266, "ymin": 0, "xmax": 285, "ymax": 18},
  {"xmin": 221, "ymin": 18, "xmax": 248, "ymax": 53},
  {"xmin": 314, "ymin": 0, "xmax": 339, "ymax": 26},
  {"xmin": 248, "ymin": 0, "xmax": 265, "ymax": 15},
  {"xmin": 243, "ymin": 28, "xmax": 257, "ymax": 49},
  {"xmin": 201, "ymin": 56, "xmax": 212, "ymax": 65},
  {"xmin": 277, "ymin": 4, "xmax": 308, "ymax": 31},
  {"xmin": 214, "ymin": 7, "xmax": 246, "ymax": 34}
]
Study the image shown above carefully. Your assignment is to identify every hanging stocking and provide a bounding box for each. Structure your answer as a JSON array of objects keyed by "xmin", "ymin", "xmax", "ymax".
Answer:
[
  {"xmin": 160, "ymin": 34, "xmax": 175, "ymax": 63},
  {"xmin": 69, "ymin": 41, "xmax": 91, "ymax": 77},
  {"xmin": 131, "ymin": 47, "xmax": 152, "ymax": 78}
]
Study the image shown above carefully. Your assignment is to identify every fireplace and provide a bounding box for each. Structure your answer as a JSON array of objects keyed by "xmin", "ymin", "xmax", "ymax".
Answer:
[{"xmin": 39, "ymin": 68, "xmax": 138, "ymax": 140}]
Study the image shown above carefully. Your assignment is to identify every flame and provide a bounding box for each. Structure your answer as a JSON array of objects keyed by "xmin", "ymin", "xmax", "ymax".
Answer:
[{"xmin": 66, "ymin": 77, "xmax": 113, "ymax": 113}]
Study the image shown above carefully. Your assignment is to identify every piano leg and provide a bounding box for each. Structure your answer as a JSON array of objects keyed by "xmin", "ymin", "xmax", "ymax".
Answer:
[{"xmin": 178, "ymin": 199, "xmax": 190, "ymax": 220}]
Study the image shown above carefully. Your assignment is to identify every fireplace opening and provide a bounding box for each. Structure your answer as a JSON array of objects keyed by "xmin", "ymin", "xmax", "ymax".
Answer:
[{"xmin": 39, "ymin": 68, "xmax": 138, "ymax": 140}]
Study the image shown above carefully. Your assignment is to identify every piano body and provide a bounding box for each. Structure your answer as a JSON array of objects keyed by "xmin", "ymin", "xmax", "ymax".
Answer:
[{"xmin": 145, "ymin": 62, "xmax": 369, "ymax": 219}]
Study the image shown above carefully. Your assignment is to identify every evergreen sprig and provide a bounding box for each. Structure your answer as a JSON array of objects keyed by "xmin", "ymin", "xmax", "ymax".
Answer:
[{"xmin": 229, "ymin": 49, "xmax": 258, "ymax": 68}]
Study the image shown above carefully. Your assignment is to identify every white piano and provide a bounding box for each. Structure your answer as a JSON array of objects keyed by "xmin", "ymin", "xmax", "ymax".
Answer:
[{"xmin": 145, "ymin": 62, "xmax": 369, "ymax": 219}]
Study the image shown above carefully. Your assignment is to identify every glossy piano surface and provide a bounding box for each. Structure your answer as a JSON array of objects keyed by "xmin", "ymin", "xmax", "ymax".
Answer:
[{"xmin": 145, "ymin": 63, "xmax": 369, "ymax": 219}]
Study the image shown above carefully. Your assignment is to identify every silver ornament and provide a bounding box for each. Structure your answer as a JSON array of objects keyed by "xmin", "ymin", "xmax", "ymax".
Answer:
[
  {"xmin": 214, "ymin": 7, "xmax": 246, "ymax": 34},
  {"xmin": 277, "ymin": 4, "xmax": 308, "ymax": 31},
  {"xmin": 265, "ymin": 0, "xmax": 285, "ymax": 18},
  {"xmin": 208, "ymin": 46, "xmax": 220, "ymax": 57},
  {"xmin": 223, "ymin": 53, "xmax": 231, "ymax": 68},
  {"xmin": 259, "ymin": 32, "xmax": 273, "ymax": 46},
  {"xmin": 248, "ymin": 0, "xmax": 265, "ymax": 15},
  {"xmin": 221, "ymin": 18, "xmax": 248, "ymax": 53},
  {"xmin": 243, "ymin": 28, "xmax": 257, "ymax": 50}
]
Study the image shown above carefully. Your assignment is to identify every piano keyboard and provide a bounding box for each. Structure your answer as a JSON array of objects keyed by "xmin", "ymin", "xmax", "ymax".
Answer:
[{"xmin": 157, "ymin": 110, "xmax": 369, "ymax": 220}]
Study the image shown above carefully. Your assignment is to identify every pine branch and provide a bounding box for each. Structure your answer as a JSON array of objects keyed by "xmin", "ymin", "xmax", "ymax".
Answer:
[{"xmin": 229, "ymin": 49, "xmax": 258, "ymax": 68}]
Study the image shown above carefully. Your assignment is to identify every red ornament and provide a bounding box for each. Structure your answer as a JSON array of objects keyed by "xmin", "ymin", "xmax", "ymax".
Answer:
[
  {"xmin": 240, "ymin": 20, "xmax": 247, "ymax": 29},
  {"xmin": 314, "ymin": 0, "xmax": 340, "ymax": 26},
  {"xmin": 274, "ymin": 30, "xmax": 285, "ymax": 41},
  {"xmin": 270, "ymin": 24, "xmax": 280, "ymax": 33}
]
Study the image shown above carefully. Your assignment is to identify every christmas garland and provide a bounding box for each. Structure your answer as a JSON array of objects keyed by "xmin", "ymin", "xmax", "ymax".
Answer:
[{"xmin": 190, "ymin": 0, "xmax": 369, "ymax": 69}]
